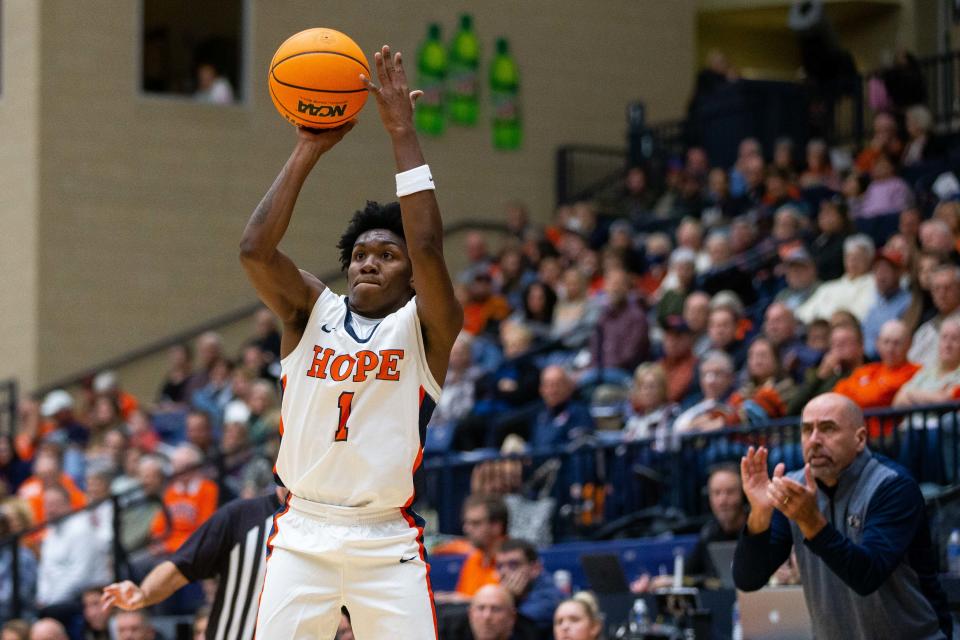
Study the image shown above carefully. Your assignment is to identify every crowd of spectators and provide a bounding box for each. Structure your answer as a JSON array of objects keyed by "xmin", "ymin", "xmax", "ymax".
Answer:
[{"xmin": 1, "ymin": 46, "xmax": 960, "ymax": 639}]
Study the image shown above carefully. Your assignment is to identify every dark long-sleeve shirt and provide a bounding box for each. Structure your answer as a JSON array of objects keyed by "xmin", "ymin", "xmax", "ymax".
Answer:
[{"xmin": 734, "ymin": 451, "xmax": 950, "ymax": 639}]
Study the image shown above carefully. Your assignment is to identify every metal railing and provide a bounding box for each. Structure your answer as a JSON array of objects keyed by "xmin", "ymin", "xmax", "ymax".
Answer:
[
  {"xmin": 2, "ymin": 401, "xmax": 957, "ymax": 619},
  {"xmin": 420, "ymin": 401, "xmax": 960, "ymax": 537}
]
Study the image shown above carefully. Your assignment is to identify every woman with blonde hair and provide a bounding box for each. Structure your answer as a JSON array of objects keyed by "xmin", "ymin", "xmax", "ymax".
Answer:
[
  {"xmin": 554, "ymin": 591, "xmax": 604, "ymax": 640},
  {"xmin": 623, "ymin": 363, "xmax": 678, "ymax": 450}
]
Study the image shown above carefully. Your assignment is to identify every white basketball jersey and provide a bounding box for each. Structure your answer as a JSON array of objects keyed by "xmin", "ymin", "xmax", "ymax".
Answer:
[{"xmin": 277, "ymin": 288, "xmax": 442, "ymax": 509}]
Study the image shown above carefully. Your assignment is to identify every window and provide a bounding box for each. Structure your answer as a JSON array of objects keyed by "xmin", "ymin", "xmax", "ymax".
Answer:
[{"xmin": 140, "ymin": 0, "xmax": 246, "ymax": 104}]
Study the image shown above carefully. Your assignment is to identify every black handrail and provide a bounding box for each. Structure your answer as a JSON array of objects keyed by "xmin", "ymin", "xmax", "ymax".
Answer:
[{"xmin": 30, "ymin": 219, "xmax": 511, "ymax": 397}]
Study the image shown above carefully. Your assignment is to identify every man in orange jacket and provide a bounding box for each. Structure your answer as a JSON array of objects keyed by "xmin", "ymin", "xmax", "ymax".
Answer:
[{"xmin": 149, "ymin": 445, "xmax": 219, "ymax": 555}]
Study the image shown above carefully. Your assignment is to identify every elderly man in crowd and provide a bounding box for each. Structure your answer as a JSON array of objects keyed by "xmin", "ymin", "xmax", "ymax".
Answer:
[
  {"xmin": 834, "ymin": 319, "xmax": 919, "ymax": 417},
  {"xmin": 788, "ymin": 322, "xmax": 864, "ymax": 416},
  {"xmin": 909, "ymin": 265, "xmax": 960, "ymax": 367},
  {"xmin": 529, "ymin": 366, "xmax": 593, "ymax": 449},
  {"xmin": 763, "ymin": 302, "xmax": 819, "ymax": 380},
  {"xmin": 450, "ymin": 584, "xmax": 538, "ymax": 640},
  {"xmin": 774, "ymin": 247, "xmax": 821, "ymax": 312},
  {"xmin": 673, "ymin": 351, "xmax": 737, "ymax": 435},
  {"xmin": 734, "ymin": 393, "xmax": 951, "ymax": 639},
  {"xmin": 797, "ymin": 234, "xmax": 878, "ymax": 323}
]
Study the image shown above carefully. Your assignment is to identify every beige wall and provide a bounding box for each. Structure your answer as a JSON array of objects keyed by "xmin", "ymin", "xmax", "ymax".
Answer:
[
  {"xmin": 0, "ymin": 0, "xmax": 697, "ymax": 392},
  {"xmin": 0, "ymin": 1, "xmax": 40, "ymax": 386}
]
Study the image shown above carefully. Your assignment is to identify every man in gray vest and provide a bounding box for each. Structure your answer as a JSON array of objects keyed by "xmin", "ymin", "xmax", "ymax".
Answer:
[{"xmin": 733, "ymin": 393, "xmax": 951, "ymax": 639}]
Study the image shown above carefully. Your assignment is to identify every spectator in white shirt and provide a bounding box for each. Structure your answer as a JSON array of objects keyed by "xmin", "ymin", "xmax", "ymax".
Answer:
[
  {"xmin": 908, "ymin": 265, "xmax": 960, "ymax": 367},
  {"xmin": 796, "ymin": 234, "xmax": 878, "ymax": 323}
]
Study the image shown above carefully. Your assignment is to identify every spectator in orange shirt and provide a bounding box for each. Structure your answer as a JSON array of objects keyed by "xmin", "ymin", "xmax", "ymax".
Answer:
[
  {"xmin": 437, "ymin": 494, "xmax": 508, "ymax": 603},
  {"xmin": 149, "ymin": 445, "xmax": 219, "ymax": 555},
  {"xmin": 92, "ymin": 370, "xmax": 140, "ymax": 421},
  {"xmin": 834, "ymin": 320, "xmax": 920, "ymax": 437},
  {"xmin": 462, "ymin": 272, "xmax": 511, "ymax": 336},
  {"xmin": 17, "ymin": 446, "xmax": 87, "ymax": 526}
]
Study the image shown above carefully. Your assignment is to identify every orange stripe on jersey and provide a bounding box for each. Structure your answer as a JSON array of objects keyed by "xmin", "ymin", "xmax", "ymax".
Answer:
[{"xmin": 253, "ymin": 494, "xmax": 292, "ymax": 639}]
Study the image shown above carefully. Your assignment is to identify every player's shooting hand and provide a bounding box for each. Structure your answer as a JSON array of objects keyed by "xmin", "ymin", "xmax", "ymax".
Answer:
[
  {"xmin": 101, "ymin": 581, "xmax": 145, "ymax": 611},
  {"xmin": 295, "ymin": 120, "xmax": 357, "ymax": 155},
  {"xmin": 767, "ymin": 464, "xmax": 826, "ymax": 539},
  {"xmin": 361, "ymin": 45, "xmax": 423, "ymax": 136}
]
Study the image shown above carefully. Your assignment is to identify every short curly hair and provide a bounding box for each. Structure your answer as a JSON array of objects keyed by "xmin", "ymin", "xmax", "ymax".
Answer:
[{"xmin": 336, "ymin": 201, "xmax": 405, "ymax": 271}]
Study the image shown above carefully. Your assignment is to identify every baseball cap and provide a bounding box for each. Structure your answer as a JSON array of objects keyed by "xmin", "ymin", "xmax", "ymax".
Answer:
[
  {"xmin": 661, "ymin": 314, "xmax": 692, "ymax": 333},
  {"xmin": 41, "ymin": 389, "xmax": 74, "ymax": 417},
  {"xmin": 589, "ymin": 384, "xmax": 628, "ymax": 419},
  {"xmin": 92, "ymin": 370, "xmax": 118, "ymax": 394},
  {"xmin": 874, "ymin": 247, "xmax": 905, "ymax": 269}
]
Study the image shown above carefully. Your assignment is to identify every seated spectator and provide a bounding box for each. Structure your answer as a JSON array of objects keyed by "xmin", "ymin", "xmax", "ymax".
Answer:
[
  {"xmin": 112, "ymin": 610, "xmax": 156, "ymax": 640},
  {"xmin": 27, "ymin": 619, "xmax": 68, "ymax": 640},
  {"xmin": 902, "ymin": 105, "xmax": 946, "ymax": 166},
  {"xmin": 636, "ymin": 233, "xmax": 672, "ymax": 303},
  {"xmin": 788, "ymin": 322, "xmax": 865, "ymax": 415},
  {"xmin": 624, "ymin": 363, "xmax": 679, "ymax": 449},
  {"xmin": 684, "ymin": 291, "xmax": 712, "ymax": 357},
  {"xmin": 184, "ymin": 331, "xmax": 225, "ymax": 398},
  {"xmin": 445, "ymin": 583, "xmax": 538, "ymax": 640},
  {"xmin": 862, "ymin": 248, "xmax": 912, "ymax": 359},
  {"xmin": 495, "ymin": 538, "xmax": 564, "ymax": 634},
  {"xmin": 17, "ymin": 391, "xmax": 88, "ymax": 476},
  {"xmin": 705, "ymin": 304, "xmax": 747, "ymax": 370},
  {"xmin": 495, "ymin": 247, "xmax": 537, "ymax": 311},
  {"xmin": 85, "ymin": 463, "xmax": 115, "ymax": 546},
  {"xmin": 157, "ymin": 343, "xmax": 195, "ymax": 406},
  {"xmin": 529, "ymin": 366, "xmax": 594, "ymax": 449},
  {"xmin": 36, "ymin": 485, "xmax": 111, "ymax": 615},
  {"xmin": 919, "ymin": 218, "xmax": 959, "ymax": 262},
  {"xmin": 686, "ymin": 465, "xmax": 747, "ymax": 580},
  {"xmin": 0, "ymin": 433, "xmax": 30, "ymax": 495},
  {"xmin": 0, "ymin": 508, "xmax": 37, "ymax": 622},
  {"xmin": 464, "ymin": 271, "xmax": 512, "ymax": 336},
  {"xmin": 194, "ymin": 62, "xmax": 234, "ymax": 104},
  {"xmin": 698, "ymin": 232, "xmax": 755, "ymax": 306},
  {"xmin": 834, "ymin": 320, "xmax": 920, "ymax": 436},
  {"xmin": 894, "ymin": 317, "xmax": 960, "ymax": 407},
  {"xmin": 589, "ymin": 269, "xmax": 648, "ymax": 372},
  {"xmin": 909, "ymin": 265, "xmax": 960, "ymax": 367},
  {"xmin": 619, "ymin": 165, "xmax": 659, "ymax": 223},
  {"xmin": 854, "ymin": 111, "xmax": 903, "ymax": 175},
  {"xmin": 453, "ymin": 494, "xmax": 509, "ymax": 599},
  {"xmin": 121, "ymin": 454, "xmax": 167, "ymax": 553},
  {"xmin": 3, "ymin": 620, "xmax": 30, "ymax": 640},
  {"xmin": 673, "ymin": 351, "xmax": 737, "ymax": 435},
  {"xmin": 250, "ymin": 307, "xmax": 281, "ymax": 362},
  {"xmin": 552, "ymin": 592, "xmax": 603, "ymax": 640},
  {"xmin": 655, "ymin": 248, "xmax": 697, "ymax": 324},
  {"xmin": 729, "ymin": 337, "xmax": 795, "ymax": 423},
  {"xmin": 859, "ymin": 154, "xmax": 913, "ymax": 220},
  {"xmin": 605, "ymin": 219, "xmax": 644, "ymax": 274},
  {"xmin": 762, "ymin": 302, "xmax": 818, "ymax": 381},
  {"xmin": 701, "ymin": 167, "xmax": 741, "ymax": 224},
  {"xmin": 184, "ymin": 410, "xmax": 216, "ymax": 458},
  {"xmin": 509, "ymin": 281, "xmax": 557, "ymax": 344},
  {"xmin": 429, "ymin": 333, "xmax": 482, "ymax": 428},
  {"xmin": 808, "ymin": 197, "xmax": 851, "ymax": 282},
  {"xmin": 799, "ymin": 138, "xmax": 839, "ymax": 190},
  {"xmin": 80, "ymin": 586, "xmax": 110, "ymax": 640},
  {"xmin": 796, "ymin": 234, "xmax": 878, "ymax": 323},
  {"xmin": 190, "ymin": 357, "xmax": 234, "ymax": 431},
  {"xmin": 551, "ymin": 268, "xmax": 600, "ymax": 348},
  {"xmin": 246, "ymin": 379, "xmax": 281, "ymax": 444},
  {"xmin": 658, "ymin": 315, "xmax": 698, "ymax": 403},
  {"xmin": 149, "ymin": 445, "xmax": 219, "ymax": 555},
  {"xmin": 17, "ymin": 447, "xmax": 87, "ymax": 527},
  {"xmin": 91, "ymin": 371, "xmax": 139, "ymax": 421},
  {"xmin": 904, "ymin": 250, "xmax": 944, "ymax": 331},
  {"xmin": 774, "ymin": 247, "xmax": 821, "ymax": 313}
]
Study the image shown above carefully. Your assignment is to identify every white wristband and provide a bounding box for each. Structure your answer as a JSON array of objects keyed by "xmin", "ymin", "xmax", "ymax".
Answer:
[{"xmin": 396, "ymin": 164, "xmax": 435, "ymax": 197}]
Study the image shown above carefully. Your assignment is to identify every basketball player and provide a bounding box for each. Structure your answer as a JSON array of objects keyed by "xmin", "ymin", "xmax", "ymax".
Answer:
[{"xmin": 240, "ymin": 45, "xmax": 461, "ymax": 639}]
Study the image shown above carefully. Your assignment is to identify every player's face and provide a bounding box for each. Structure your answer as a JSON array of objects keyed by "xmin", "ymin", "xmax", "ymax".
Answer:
[{"xmin": 347, "ymin": 229, "xmax": 413, "ymax": 318}]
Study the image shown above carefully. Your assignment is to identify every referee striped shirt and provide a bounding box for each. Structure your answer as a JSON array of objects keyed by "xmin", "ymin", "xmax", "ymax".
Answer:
[{"xmin": 170, "ymin": 493, "xmax": 281, "ymax": 640}]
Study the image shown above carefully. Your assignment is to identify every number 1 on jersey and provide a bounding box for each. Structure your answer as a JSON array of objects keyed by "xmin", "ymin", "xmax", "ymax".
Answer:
[{"xmin": 335, "ymin": 391, "xmax": 354, "ymax": 442}]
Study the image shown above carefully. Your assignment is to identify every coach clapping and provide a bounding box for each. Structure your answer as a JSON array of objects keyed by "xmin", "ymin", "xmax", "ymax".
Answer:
[{"xmin": 733, "ymin": 393, "xmax": 951, "ymax": 640}]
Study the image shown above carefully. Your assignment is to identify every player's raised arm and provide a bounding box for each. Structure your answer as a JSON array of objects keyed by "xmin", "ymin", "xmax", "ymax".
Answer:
[
  {"xmin": 240, "ymin": 124, "xmax": 354, "ymax": 356},
  {"xmin": 363, "ymin": 45, "xmax": 463, "ymax": 382}
]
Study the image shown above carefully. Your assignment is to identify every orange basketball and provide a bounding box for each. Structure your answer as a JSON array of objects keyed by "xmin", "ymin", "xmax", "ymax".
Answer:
[{"xmin": 268, "ymin": 28, "xmax": 370, "ymax": 129}]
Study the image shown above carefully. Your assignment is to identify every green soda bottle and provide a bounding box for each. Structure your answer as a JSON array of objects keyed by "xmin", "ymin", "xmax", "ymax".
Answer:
[
  {"xmin": 447, "ymin": 13, "xmax": 480, "ymax": 126},
  {"xmin": 415, "ymin": 23, "xmax": 447, "ymax": 136},
  {"xmin": 490, "ymin": 37, "xmax": 521, "ymax": 150}
]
